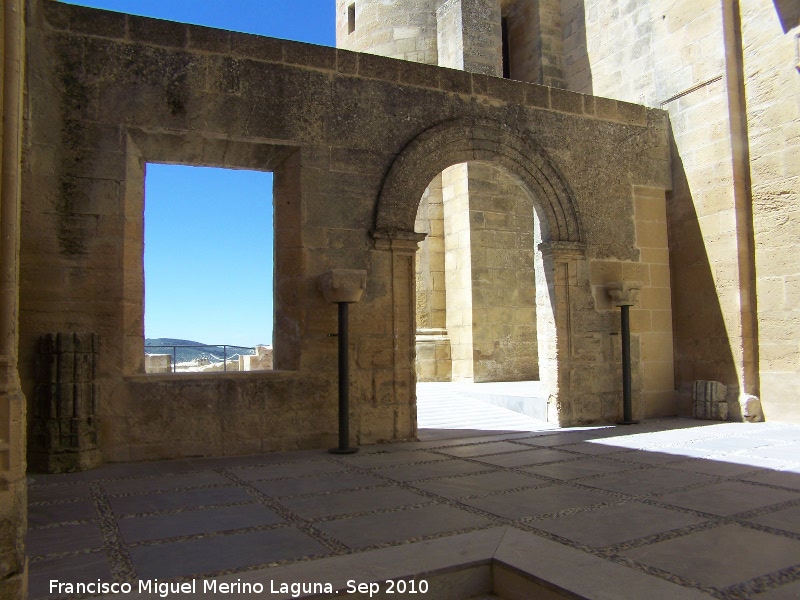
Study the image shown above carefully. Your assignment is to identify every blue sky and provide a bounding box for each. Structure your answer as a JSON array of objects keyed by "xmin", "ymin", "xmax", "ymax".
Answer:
[{"xmin": 68, "ymin": 1, "xmax": 336, "ymax": 347}]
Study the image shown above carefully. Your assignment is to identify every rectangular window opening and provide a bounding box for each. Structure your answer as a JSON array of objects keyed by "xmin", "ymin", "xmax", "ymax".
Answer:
[
  {"xmin": 348, "ymin": 3, "xmax": 356, "ymax": 34},
  {"xmin": 143, "ymin": 164, "xmax": 274, "ymax": 374},
  {"xmin": 501, "ymin": 16, "xmax": 511, "ymax": 79}
]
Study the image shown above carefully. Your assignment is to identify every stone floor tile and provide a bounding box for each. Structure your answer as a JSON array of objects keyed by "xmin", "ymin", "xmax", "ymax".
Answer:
[
  {"xmin": 622, "ymin": 524, "xmax": 800, "ymax": 589},
  {"xmin": 743, "ymin": 469, "xmax": 800, "ymax": 491},
  {"xmin": 315, "ymin": 505, "xmax": 493, "ymax": 548},
  {"xmin": 513, "ymin": 431, "xmax": 605, "ymax": 447},
  {"xmin": 27, "ymin": 522, "xmax": 105, "ymax": 556},
  {"xmin": 522, "ymin": 457, "xmax": 634, "ymax": 480},
  {"xmin": 473, "ymin": 448, "xmax": 576, "ymax": 468},
  {"xmin": 745, "ymin": 444, "xmax": 800, "ymax": 462},
  {"xmin": 232, "ymin": 460, "xmax": 346, "ymax": 481},
  {"xmin": 29, "ymin": 551, "xmax": 113, "ymax": 600},
  {"xmin": 752, "ymin": 580, "xmax": 800, "ymax": 599},
  {"xmin": 656, "ymin": 481, "xmax": 800, "ymax": 516},
  {"xmin": 463, "ymin": 484, "xmax": 610, "ymax": 520},
  {"xmin": 668, "ymin": 459, "xmax": 766, "ymax": 478},
  {"xmin": 28, "ymin": 500, "xmax": 96, "ymax": 527},
  {"xmin": 108, "ymin": 485, "xmax": 251, "ymax": 515},
  {"xmin": 417, "ymin": 428, "xmax": 523, "ymax": 441},
  {"xmin": 532, "ymin": 502, "xmax": 707, "ymax": 548},
  {"xmin": 747, "ymin": 504, "xmax": 800, "ymax": 535},
  {"xmin": 118, "ymin": 503, "xmax": 283, "ymax": 543},
  {"xmin": 691, "ymin": 437, "xmax": 777, "ymax": 452},
  {"xmin": 188, "ymin": 449, "xmax": 324, "ymax": 469},
  {"xmin": 28, "ymin": 482, "xmax": 92, "ymax": 504},
  {"xmin": 410, "ymin": 471, "xmax": 545, "ymax": 499},
  {"xmin": 714, "ymin": 454, "xmax": 793, "ymax": 470},
  {"xmin": 278, "ymin": 486, "xmax": 429, "ymax": 519},
  {"xmin": 129, "ymin": 527, "xmax": 328, "ymax": 579},
  {"xmin": 251, "ymin": 471, "xmax": 384, "ymax": 497},
  {"xmin": 339, "ymin": 450, "xmax": 445, "ymax": 468},
  {"xmin": 376, "ymin": 459, "xmax": 488, "ymax": 482},
  {"xmin": 632, "ymin": 445, "xmax": 721, "ymax": 460},
  {"xmin": 582, "ymin": 467, "xmax": 716, "ymax": 497},
  {"xmin": 557, "ymin": 442, "xmax": 635, "ymax": 455},
  {"xmin": 436, "ymin": 441, "xmax": 531, "ymax": 457},
  {"xmin": 102, "ymin": 471, "xmax": 229, "ymax": 495},
  {"xmin": 613, "ymin": 450, "xmax": 690, "ymax": 465},
  {"xmin": 754, "ymin": 429, "xmax": 800, "ymax": 443}
]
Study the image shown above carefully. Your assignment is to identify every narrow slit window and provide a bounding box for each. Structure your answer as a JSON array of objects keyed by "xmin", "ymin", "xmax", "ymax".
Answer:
[
  {"xmin": 348, "ymin": 3, "xmax": 356, "ymax": 34},
  {"xmin": 501, "ymin": 16, "xmax": 511, "ymax": 79}
]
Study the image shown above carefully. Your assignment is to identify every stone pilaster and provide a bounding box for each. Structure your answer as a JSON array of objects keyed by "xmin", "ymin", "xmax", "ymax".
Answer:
[
  {"xmin": 537, "ymin": 241, "xmax": 587, "ymax": 425},
  {"xmin": 373, "ymin": 231, "xmax": 426, "ymax": 438}
]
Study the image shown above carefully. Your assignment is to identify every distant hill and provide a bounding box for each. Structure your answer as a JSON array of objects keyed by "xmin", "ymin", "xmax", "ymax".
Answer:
[{"xmin": 145, "ymin": 338, "xmax": 256, "ymax": 364}]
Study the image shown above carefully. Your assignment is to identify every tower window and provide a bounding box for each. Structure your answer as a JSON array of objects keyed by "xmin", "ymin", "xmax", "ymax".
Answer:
[
  {"xmin": 348, "ymin": 3, "xmax": 356, "ymax": 34},
  {"xmin": 501, "ymin": 16, "xmax": 511, "ymax": 79}
]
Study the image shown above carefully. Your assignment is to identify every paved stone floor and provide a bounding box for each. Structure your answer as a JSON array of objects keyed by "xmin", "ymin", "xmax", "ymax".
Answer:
[{"xmin": 27, "ymin": 385, "xmax": 800, "ymax": 599}]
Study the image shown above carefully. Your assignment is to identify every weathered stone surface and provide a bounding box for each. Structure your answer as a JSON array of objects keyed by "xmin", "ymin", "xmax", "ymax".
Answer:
[
  {"xmin": 693, "ymin": 380, "xmax": 729, "ymax": 421},
  {"xmin": 319, "ymin": 270, "xmax": 368, "ymax": 304},
  {"xmin": 30, "ymin": 333, "xmax": 102, "ymax": 472}
]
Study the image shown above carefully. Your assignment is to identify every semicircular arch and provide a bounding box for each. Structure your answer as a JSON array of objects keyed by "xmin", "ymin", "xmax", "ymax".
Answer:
[{"xmin": 374, "ymin": 118, "xmax": 583, "ymax": 243}]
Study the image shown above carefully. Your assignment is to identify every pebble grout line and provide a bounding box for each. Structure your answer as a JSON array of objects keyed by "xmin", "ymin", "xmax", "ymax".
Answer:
[{"xmin": 89, "ymin": 481, "xmax": 138, "ymax": 583}]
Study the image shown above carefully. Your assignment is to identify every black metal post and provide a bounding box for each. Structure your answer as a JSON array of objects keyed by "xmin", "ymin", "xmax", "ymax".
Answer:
[
  {"xmin": 618, "ymin": 304, "xmax": 639, "ymax": 425},
  {"xmin": 330, "ymin": 301, "xmax": 358, "ymax": 454}
]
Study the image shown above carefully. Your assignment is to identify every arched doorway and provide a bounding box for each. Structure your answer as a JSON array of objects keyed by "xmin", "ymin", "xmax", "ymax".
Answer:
[{"xmin": 373, "ymin": 118, "xmax": 587, "ymax": 427}]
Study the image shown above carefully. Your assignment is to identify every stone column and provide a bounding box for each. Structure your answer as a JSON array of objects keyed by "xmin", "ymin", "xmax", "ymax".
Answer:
[
  {"xmin": 0, "ymin": 0, "xmax": 27, "ymax": 595},
  {"xmin": 609, "ymin": 281, "xmax": 642, "ymax": 423},
  {"xmin": 537, "ymin": 241, "xmax": 586, "ymax": 425},
  {"xmin": 30, "ymin": 333, "xmax": 101, "ymax": 473}
]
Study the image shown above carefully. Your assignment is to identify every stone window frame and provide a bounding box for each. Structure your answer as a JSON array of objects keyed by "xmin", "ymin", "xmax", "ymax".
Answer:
[{"xmin": 122, "ymin": 131, "xmax": 300, "ymax": 376}]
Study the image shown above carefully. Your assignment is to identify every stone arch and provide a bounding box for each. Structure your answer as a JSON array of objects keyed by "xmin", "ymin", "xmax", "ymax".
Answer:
[{"xmin": 374, "ymin": 118, "xmax": 583, "ymax": 244}]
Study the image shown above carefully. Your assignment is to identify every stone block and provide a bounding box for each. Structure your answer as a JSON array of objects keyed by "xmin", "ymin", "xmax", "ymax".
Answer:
[
  {"xmin": 145, "ymin": 354, "xmax": 172, "ymax": 374},
  {"xmin": 128, "ymin": 15, "xmax": 187, "ymax": 48},
  {"xmin": 550, "ymin": 87, "xmax": 583, "ymax": 114},
  {"xmin": 692, "ymin": 380, "xmax": 728, "ymax": 420}
]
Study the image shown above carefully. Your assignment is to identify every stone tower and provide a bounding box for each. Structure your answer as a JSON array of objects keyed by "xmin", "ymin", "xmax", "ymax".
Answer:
[{"xmin": 337, "ymin": 1, "xmax": 543, "ymax": 385}]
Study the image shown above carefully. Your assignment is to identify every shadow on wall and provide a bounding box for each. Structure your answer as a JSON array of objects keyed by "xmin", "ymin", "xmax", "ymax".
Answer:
[
  {"xmin": 773, "ymin": 0, "xmax": 800, "ymax": 32},
  {"xmin": 667, "ymin": 134, "xmax": 738, "ymax": 415}
]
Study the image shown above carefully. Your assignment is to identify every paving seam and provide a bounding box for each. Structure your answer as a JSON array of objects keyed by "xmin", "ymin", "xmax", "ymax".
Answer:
[
  {"xmin": 722, "ymin": 565, "xmax": 800, "ymax": 599},
  {"xmin": 220, "ymin": 467, "xmax": 351, "ymax": 554},
  {"xmin": 89, "ymin": 480, "xmax": 138, "ymax": 582}
]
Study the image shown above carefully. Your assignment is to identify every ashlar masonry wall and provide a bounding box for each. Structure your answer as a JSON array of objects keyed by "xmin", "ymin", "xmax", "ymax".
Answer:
[
  {"xmin": 23, "ymin": 0, "xmax": 672, "ymax": 464},
  {"xmin": 560, "ymin": 0, "xmax": 799, "ymax": 421}
]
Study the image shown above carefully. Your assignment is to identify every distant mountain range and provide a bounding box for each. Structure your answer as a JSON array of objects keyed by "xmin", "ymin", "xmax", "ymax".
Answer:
[{"xmin": 145, "ymin": 338, "xmax": 256, "ymax": 364}]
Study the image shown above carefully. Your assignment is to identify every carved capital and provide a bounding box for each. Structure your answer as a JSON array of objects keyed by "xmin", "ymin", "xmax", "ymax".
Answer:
[
  {"xmin": 318, "ymin": 269, "xmax": 368, "ymax": 304},
  {"xmin": 608, "ymin": 281, "xmax": 642, "ymax": 307}
]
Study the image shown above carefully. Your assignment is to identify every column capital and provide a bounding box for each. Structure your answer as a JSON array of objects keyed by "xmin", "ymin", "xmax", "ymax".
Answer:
[
  {"xmin": 537, "ymin": 241, "xmax": 586, "ymax": 260},
  {"xmin": 318, "ymin": 270, "xmax": 368, "ymax": 304},
  {"xmin": 608, "ymin": 281, "xmax": 642, "ymax": 307}
]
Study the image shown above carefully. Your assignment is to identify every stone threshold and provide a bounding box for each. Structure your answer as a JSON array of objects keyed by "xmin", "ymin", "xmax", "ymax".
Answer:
[{"xmin": 108, "ymin": 527, "xmax": 708, "ymax": 599}]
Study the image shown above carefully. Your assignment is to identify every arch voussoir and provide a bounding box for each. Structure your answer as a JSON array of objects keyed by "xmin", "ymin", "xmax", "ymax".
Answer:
[{"xmin": 374, "ymin": 118, "xmax": 582, "ymax": 244}]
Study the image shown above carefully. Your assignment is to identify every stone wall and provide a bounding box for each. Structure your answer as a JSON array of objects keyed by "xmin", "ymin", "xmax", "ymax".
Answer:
[
  {"xmin": 742, "ymin": 0, "xmax": 800, "ymax": 421},
  {"xmin": 466, "ymin": 162, "xmax": 538, "ymax": 382},
  {"xmin": 22, "ymin": 1, "xmax": 672, "ymax": 466},
  {"xmin": 556, "ymin": 0, "xmax": 798, "ymax": 421}
]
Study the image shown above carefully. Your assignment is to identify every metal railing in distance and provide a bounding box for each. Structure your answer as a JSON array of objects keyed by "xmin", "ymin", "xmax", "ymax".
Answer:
[{"xmin": 144, "ymin": 344, "xmax": 256, "ymax": 373}]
